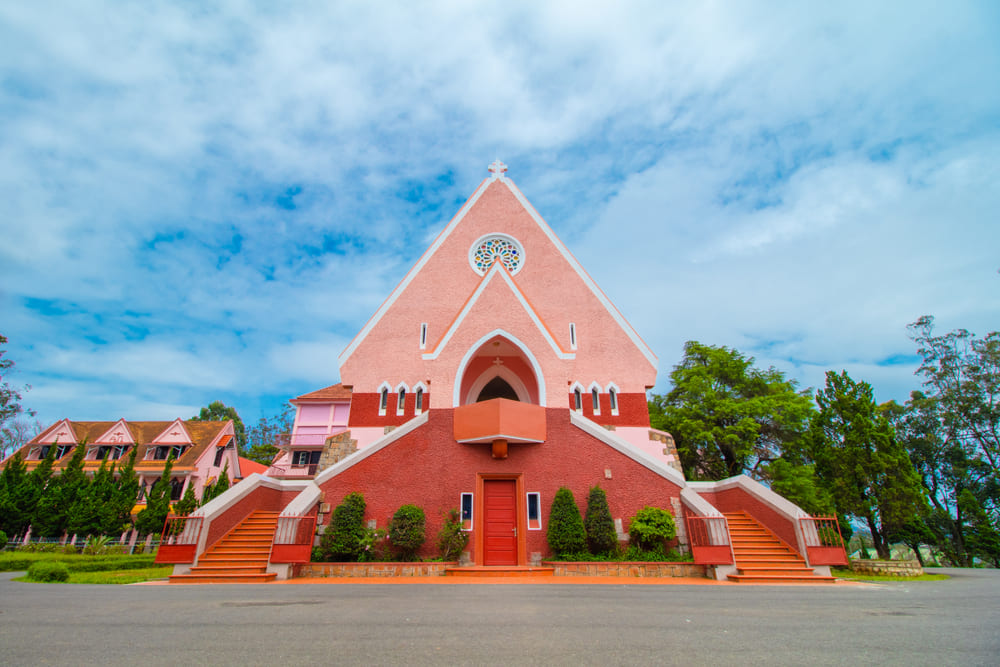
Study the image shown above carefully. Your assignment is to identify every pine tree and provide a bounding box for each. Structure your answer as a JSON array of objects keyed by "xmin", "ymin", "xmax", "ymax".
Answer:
[
  {"xmin": 109, "ymin": 446, "xmax": 139, "ymax": 535},
  {"xmin": 135, "ymin": 456, "xmax": 174, "ymax": 536},
  {"xmin": 584, "ymin": 486, "xmax": 618, "ymax": 556},
  {"xmin": 0, "ymin": 452, "xmax": 27, "ymax": 536},
  {"xmin": 173, "ymin": 486, "xmax": 198, "ymax": 516},
  {"xmin": 68, "ymin": 455, "xmax": 113, "ymax": 537},
  {"xmin": 546, "ymin": 487, "xmax": 586, "ymax": 557},
  {"xmin": 200, "ymin": 462, "xmax": 230, "ymax": 505}
]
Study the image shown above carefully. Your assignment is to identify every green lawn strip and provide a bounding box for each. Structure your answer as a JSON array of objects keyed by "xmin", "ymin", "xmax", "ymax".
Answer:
[
  {"xmin": 13, "ymin": 566, "xmax": 174, "ymax": 585},
  {"xmin": 831, "ymin": 567, "xmax": 949, "ymax": 582},
  {"xmin": 0, "ymin": 552, "xmax": 157, "ymax": 572}
]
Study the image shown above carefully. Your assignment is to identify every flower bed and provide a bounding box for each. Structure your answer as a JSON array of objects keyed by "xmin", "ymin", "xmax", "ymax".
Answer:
[
  {"xmin": 543, "ymin": 561, "xmax": 707, "ymax": 578},
  {"xmin": 295, "ymin": 561, "xmax": 456, "ymax": 578}
]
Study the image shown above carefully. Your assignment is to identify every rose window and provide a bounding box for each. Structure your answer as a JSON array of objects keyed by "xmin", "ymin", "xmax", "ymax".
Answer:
[{"xmin": 470, "ymin": 235, "xmax": 523, "ymax": 275}]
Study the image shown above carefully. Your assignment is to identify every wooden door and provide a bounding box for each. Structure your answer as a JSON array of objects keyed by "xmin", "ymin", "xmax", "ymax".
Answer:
[{"xmin": 483, "ymin": 479, "xmax": 517, "ymax": 565}]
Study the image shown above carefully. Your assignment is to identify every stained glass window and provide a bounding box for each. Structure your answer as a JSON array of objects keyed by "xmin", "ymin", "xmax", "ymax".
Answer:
[{"xmin": 470, "ymin": 235, "xmax": 523, "ymax": 275}]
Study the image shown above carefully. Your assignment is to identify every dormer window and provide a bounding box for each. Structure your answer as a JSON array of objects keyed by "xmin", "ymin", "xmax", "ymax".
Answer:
[
  {"xmin": 55, "ymin": 445, "xmax": 73, "ymax": 459},
  {"xmin": 153, "ymin": 445, "xmax": 186, "ymax": 460}
]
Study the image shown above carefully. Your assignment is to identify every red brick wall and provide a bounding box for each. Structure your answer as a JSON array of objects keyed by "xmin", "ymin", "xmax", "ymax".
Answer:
[
  {"xmin": 348, "ymin": 392, "xmax": 431, "ymax": 427},
  {"xmin": 566, "ymin": 392, "xmax": 649, "ymax": 427},
  {"xmin": 318, "ymin": 408, "xmax": 683, "ymax": 562}
]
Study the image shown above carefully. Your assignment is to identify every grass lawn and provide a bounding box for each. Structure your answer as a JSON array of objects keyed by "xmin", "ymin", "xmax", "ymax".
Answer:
[
  {"xmin": 13, "ymin": 566, "xmax": 173, "ymax": 585},
  {"xmin": 832, "ymin": 567, "xmax": 950, "ymax": 582}
]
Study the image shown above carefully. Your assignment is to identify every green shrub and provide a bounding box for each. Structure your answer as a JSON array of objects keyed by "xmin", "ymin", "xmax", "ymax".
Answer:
[
  {"xmin": 61, "ymin": 543, "xmax": 79, "ymax": 555},
  {"xmin": 0, "ymin": 530, "xmax": 7, "ymax": 550},
  {"xmin": 584, "ymin": 486, "xmax": 618, "ymax": 556},
  {"xmin": 628, "ymin": 507, "xmax": 676, "ymax": 553},
  {"xmin": 82, "ymin": 535, "xmax": 111, "ymax": 556},
  {"xmin": 317, "ymin": 492, "xmax": 367, "ymax": 561},
  {"xmin": 389, "ymin": 504, "xmax": 426, "ymax": 561},
  {"xmin": 437, "ymin": 508, "xmax": 469, "ymax": 562},
  {"xmin": 358, "ymin": 526, "xmax": 389, "ymax": 562},
  {"xmin": 27, "ymin": 561, "xmax": 70, "ymax": 582},
  {"xmin": 547, "ymin": 487, "xmax": 586, "ymax": 557}
]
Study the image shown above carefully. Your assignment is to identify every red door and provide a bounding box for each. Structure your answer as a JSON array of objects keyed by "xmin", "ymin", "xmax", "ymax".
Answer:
[{"xmin": 483, "ymin": 480, "xmax": 517, "ymax": 565}]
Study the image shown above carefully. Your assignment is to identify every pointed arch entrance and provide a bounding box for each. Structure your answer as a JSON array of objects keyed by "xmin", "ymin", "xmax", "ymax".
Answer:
[{"xmin": 452, "ymin": 330, "xmax": 545, "ymax": 407}]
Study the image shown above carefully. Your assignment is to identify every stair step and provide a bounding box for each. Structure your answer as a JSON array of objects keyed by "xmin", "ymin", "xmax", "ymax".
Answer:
[
  {"xmin": 722, "ymin": 512, "xmax": 832, "ymax": 584},
  {"xmin": 444, "ymin": 567, "xmax": 555, "ymax": 578},
  {"xmin": 728, "ymin": 573, "xmax": 836, "ymax": 583},
  {"xmin": 169, "ymin": 573, "xmax": 277, "ymax": 584}
]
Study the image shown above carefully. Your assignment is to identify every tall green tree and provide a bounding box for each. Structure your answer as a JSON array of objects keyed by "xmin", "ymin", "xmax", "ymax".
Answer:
[
  {"xmin": 32, "ymin": 444, "xmax": 90, "ymax": 538},
  {"xmin": 68, "ymin": 455, "xmax": 115, "ymax": 538},
  {"xmin": 244, "ymin": 407, "xmax": 294, "ymax": 465},
  {"xmin": 584, "ymin": 486, "xmax": 618, "ymax": 556},
  {"xmin": 650, "ymin": 341, "xmax": 815, "ymax": 480},
  {"xmin": 0, "ymin": 452, "xmax": 28, "ymax": 536},
  {"xmin": 547, "ymin": 487, "xmax": 586, "ymax": 556},
  {"xmin": 192, "ymin": 401, "xmax": 246, "ymax": 451},
  {"xmin": 807, "ymin": 371, "xmax": 927, "ymax": 559},
  {"xmin": 135, "ymin": 456, "xmax": 174, "ymax": 536},
  {"xmin": 109, "ymin": 446, "xmax": 140, "ymax": 535},
  {"xmin": 201, "ymin": 462, "xmax": 230, "ymax": 505}
]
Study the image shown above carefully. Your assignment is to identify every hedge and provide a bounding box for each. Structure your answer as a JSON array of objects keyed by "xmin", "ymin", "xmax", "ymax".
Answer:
[{"xmin": 0, "ymin": 553, "xmax": 157, "ymax": 573}]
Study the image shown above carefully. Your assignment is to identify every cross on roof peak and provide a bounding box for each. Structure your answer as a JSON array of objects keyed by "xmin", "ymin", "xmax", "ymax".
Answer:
[{"xmin": 488, "ymin": 160, "xmax": 508, "ymax": 177}]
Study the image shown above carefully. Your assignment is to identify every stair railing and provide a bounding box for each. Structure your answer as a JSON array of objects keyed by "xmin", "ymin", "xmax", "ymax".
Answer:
[
  {"xmin": 798, "ymin": 516, "xmax": 848, "ymax": 566},
  {"xmin": 685, "ymin": 515, "xmax": 734, "ymax": 564},
  {"xmin": 269, "ymin": 512, "xmax": 318, "ymax": 564},
  {"xmin": 154, "ymin": 515, "xmax": 204, "ymax": 564}
]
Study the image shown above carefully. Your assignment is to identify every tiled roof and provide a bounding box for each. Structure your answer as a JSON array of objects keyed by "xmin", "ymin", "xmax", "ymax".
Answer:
[
  {"xmin": 292, "ymin": 383, "xmax": 353, "ymax": 402},
  {"xmin": 237, "ymin": 456, "xmax": 269, "ymax": 477},
  {"xmin": 11, "ymin": 419, "xmax": 232, "ymax": 472}
]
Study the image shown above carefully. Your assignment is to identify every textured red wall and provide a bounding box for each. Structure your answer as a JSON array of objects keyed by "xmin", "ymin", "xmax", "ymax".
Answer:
[
  {"xmin": 318, "ymin": 408, "xmax": 683, "ymax": 562},
  {"xmin": 349, "ymin": 392, "xmax": 431, "ymax": 427},
  {"xmin": 711, "ymin": 487, "xmax": 801, "ymax": 554},
  {"xmin": 566, "ymin": 392, "xmax": 650, "ymax": 427}
]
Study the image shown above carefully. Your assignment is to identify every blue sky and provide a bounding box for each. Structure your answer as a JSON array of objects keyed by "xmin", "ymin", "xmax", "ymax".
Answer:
[{"xmin": 1, "ymin": 1, "xmax": 998, "ymax": 431}]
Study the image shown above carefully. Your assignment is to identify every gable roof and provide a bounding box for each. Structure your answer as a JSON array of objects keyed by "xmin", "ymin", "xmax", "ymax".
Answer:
[
  {"xmin": 292, "ymin": 383, "xmax": 354, "ymax": 402},
  {"xmin": 337, "ymin": 167, "xmax": 657, "ymax": 369}
]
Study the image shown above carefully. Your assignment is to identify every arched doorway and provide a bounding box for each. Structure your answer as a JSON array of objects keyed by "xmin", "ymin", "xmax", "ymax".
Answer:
[{"xmin": 453, "ymin": 331, "xmax": 545, "ymax": 406}]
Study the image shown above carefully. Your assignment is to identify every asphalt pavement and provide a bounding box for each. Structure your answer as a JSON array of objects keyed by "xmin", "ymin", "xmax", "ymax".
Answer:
[{"xmin": 1, "ymin": 568, "xmax": 997, "ymax": 666}]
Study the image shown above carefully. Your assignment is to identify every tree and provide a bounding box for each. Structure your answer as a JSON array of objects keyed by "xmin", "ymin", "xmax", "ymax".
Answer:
[
  {"xmin": 173, "ymin": 485, "xmax": 198, "ymax": 517},
  {"xmin": 628, "ymin": 507, "xmax": 677, "ymax": 553},
  {"xmin": 388, "ymin": 504, "xmax": 426, "ymax": 561},
  {"xmin": 546, "ymin": 487, "xmax": 586, "ymax": 556},
  {"xmin": 650, "ymin": 341, "xmax": 815, "ymax": 480},
  {"xmin": 192, "ymin": 401, "xmax": 246, "ymax": 451},
  {"xmin": 68, "ymin": 455, "xmax": 115, "ymax": 538},
  {"xmin": 807, "ymin": 371, "xmax": 927, "ymax": 559},
  {"xmin": 244, "ymin": 407, "xmax": 294, "ymax": 465},
  {"xmin": 31, "ymin": 444, "xmax": 89, "ymax": 538},
  {"xmin": 0, "ymin": 334, "xmax": 35, "ymax": 445},
  {"xmin": 109, "ymin": 446, "xmax": 140, "ymax": 535},
  {"xmin": 584, "ymin": 486, "xmax": 618, "ymax": 556},
  {"xmin": 201, "ymin": 462, "xmax": 230, "ymax": 505},
  {"xmin": 135, "ymin": 456, "xmax": 174, "ymax": 536},
  {"xmin": 0, "ymin": 452, "xmax": 29, "ymax": 537},
  {"xmin": 1, "ymin": 416, "xmax": 41, "ymax": 462},
  {"xmin": 317, "ymin": 492, "xmax": 367, "ymax": 562}
]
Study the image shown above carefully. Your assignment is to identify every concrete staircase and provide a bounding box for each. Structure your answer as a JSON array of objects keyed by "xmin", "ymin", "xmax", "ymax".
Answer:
[
  {"xmin": 169, "ymin": 511, "xmax": 279, "ymax": 584},
  {"xmin": 724, "ymin": 511, "xmax": 835, "ymax": 583}
]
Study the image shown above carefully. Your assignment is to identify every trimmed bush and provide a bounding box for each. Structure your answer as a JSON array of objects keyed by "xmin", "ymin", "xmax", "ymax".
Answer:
[
  {"xmin": 584, "ymin": 486, "xmax": 618, "ymax": 556},
  {"xmin": 547, "ymin": 487, "xmax": 586, "ymax": 557},
  {"xmin": 317, "ymin": 492, "xmax": 367, "ymax": 561},
  {"xmin": 389, "ymin": 504, "xmax": 426, "ymax": 561},
  {"xmin": 437, "ymin": 508, "xmax": 469, "ymax": 561},
  {"xmin": 628, "ymin": 506, "xmax": 676, "ymax": 553},
  {"xmin": 27, "ymin": 561, "xmax": 70, "ymax": 582}
]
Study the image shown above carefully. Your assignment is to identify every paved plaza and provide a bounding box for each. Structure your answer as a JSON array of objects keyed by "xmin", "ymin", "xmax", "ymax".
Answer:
[{"xmin": 1, "ymin": 568, "xmax": 997, "ymax": 666}]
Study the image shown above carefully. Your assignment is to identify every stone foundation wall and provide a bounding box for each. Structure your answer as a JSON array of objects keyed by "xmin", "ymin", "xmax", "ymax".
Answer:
[
  {"xmin": 849, "ymin": 559, "xmax": 924, "ymax": 577},
  {"xmin": 543, "ymin": 561, "xmax": 707, "ymax": 578},
  {"xmin": 295, "ymin": 562, "xmax": 455, "ymax": 578}
]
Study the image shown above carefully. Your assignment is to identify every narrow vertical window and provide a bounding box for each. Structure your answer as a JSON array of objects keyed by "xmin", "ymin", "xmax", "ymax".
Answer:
[
  {"xmin": 569, "ymin": 323, "xmax": 577, "ymax": 350},
  {"xmin": 397, "ymin": 387, "xmax": 406, "ymax": 414},
  {"xmin": 527, "ymin": 492, "xmax": 541, "ymax": 530},
  {"xmin": 609, "ymin": 387, "xmax": 618, "ymax": 414},
  {"xmin": 415, "ymin": 387, "xmax": 424, "ymax": 413},
  {"xmin": 420, "ymin": 323, "xmax": 428, "ymax": 350},
  {"xmin": 461, "ymin": 493, "xmax": 473, "ymax": 530},
  {"xmin": 592, "ymin": 388, "xmax": 600, "ymax": 411},
  {"xmin": 379, "ymin": 387, "xmax": 388, "ymax": 414},
  {"xmin": 574, "ymin": 388, "xmax": 582, "ymax": 411}
]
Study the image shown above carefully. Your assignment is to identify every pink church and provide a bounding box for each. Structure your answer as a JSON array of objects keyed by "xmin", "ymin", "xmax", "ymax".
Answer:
[{"xmin": 164, "ymin": 162, "xmax": 846, "ymax": 582}]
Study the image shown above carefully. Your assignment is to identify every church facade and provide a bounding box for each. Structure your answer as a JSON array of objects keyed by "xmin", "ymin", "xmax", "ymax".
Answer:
[{"xmin": 167, "ymin": 163, "xmax": 844, "ymax": 580}]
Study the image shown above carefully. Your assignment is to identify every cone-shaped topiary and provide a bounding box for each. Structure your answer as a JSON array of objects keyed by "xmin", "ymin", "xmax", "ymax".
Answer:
[
  {"xmin": 547, "ymin": 487, "xmax": 586, "ymax": 557},
  {"xmin": 584, "ymin": 486, "xmax": 618, "ymax": 556},
  {"xmin": 317, "ymin": 492, "xmax": 367, "ymax": 561}
]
